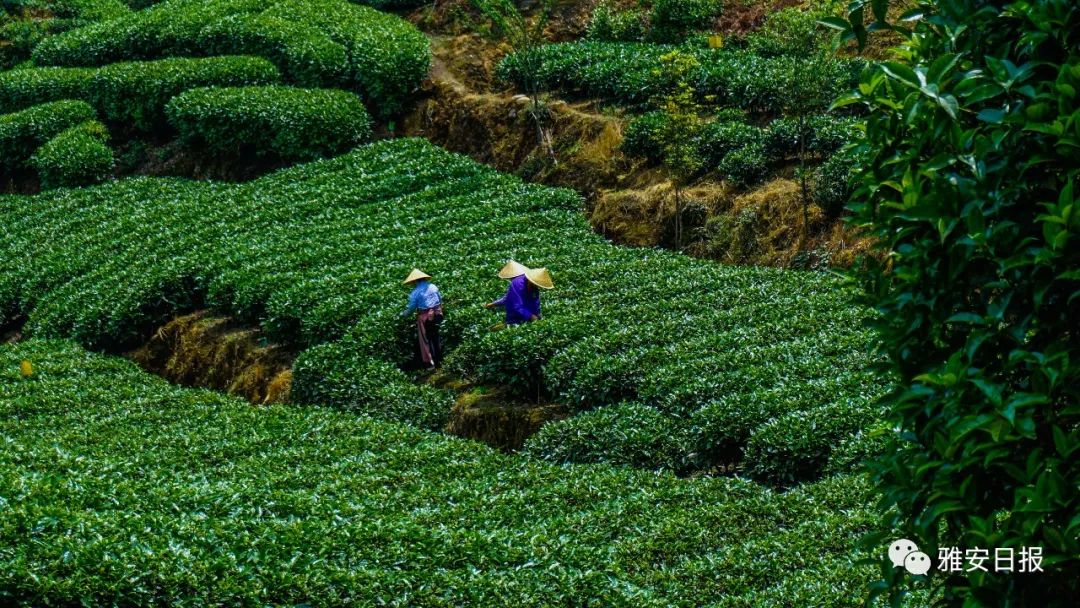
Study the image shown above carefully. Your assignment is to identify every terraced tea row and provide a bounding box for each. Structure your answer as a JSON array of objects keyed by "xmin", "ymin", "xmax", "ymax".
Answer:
[
  {"xmin": 0, "ymin": 138, "xmax": 882, "ymax": 481},
  {"xmin": 0, "ymin": 339, "xmax": 895, "ymax": 606}
]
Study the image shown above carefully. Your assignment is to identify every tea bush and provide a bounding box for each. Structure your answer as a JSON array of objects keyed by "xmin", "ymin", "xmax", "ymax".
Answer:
[
  {"xmin": 0, "ymin": 339, "xmax": 886, "ymax": 606},
  {"xmin": 762, "ymin": 114, "xmax": 858, "ymax": 159},
  {"xmin": 0, "ymin": 98, "xmax": 95, "ymax": 169},
  {"xmin": 165, "ymin": 85, "xmax": 372, "ymax": 159},
  {"xmin": 744, "ymin": 398, "xmax": 884, "ymax": 486},
  {"xmin": 648, "ymin": 0, "xmax": 722, "ymax": 44},
  {"xmin": 0, "ymin": 65, "xmax": 93, "ymax": 112},
  {"xmin": 88, "ymin": 55, "xmax": 280, "ymax": 130},
  {"xmin": 0, "ymin": 138, "xmax": 876, "ymax": 479},
  {"xmin": 29, "ymin": 118, "xmax": 112, "ymax": 187},
  {"xmin": 585, "ymin": 2, "xmax": 645, "ymax": 42},
  {"xmin": 261, "ymin": 0, "xmax": 430, "ymax": 116},
  {"xmin": 29, "ymin": 0, "xmax": 428, "ymax": 113},
  {"xmin": 9, "ymin": 0, "xmax": 130, "ymax": 21},
  {"xmin": 500, "ymin": 42, "xmax": 862, "ymax": 114},
  {"xmin": 743, "ymin": 6, "xmax": 828, "ymax": 58},
  {"xmin": 812, "ymin": 148, "xmax": 858, "ymax": 217},
  {"xmin": 716, "ymin": 142, "xmax": 768, "ymax": 187},
  {"xmin": 522, "ymin": 402, "xmax": 688, "ymax": 470},
  {"xmin": 195, "ymin": 13, "xmax": 347, "ymax": 88}
]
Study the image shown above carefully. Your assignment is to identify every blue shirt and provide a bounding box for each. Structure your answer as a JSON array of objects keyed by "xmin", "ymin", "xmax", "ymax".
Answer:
[
  {"xmin": 492, "ymin": 275, "xmax": 541, "ymax": 325},
  {"xmin": 402, "ymin": 280, "xmax": 441, "ymax": 316}
]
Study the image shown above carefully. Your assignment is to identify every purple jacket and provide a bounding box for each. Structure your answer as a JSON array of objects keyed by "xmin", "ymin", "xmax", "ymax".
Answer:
[{"xmin": 492, "ymin": 275, "xmax": 541, "ymax": 325}]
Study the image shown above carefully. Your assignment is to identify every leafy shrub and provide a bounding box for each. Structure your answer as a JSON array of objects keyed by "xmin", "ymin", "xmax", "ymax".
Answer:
[
  {"xmin": 261, "ymin": 0, "xmax": 430, "ymax": 116},
  {"xmin": 648, "ymin": 0, "xmax": 722, "ymax": 43},
  {"xmin": 686, "ymin": 371, "xmax": 884, "ymax": 468},
  {"xmin": 30, "ymin": 0, "xmax": 267, "ymax": 66},
  {"xmin": 762, "ymin": 114, "xmax": 858, "ymax": 159},
  {"xmin": 0, "ymin": 65, "xmax": 93, "ymax": 112},
  {"xmin": 0, "ymin": 98, "xmax": 95, "ymax": 169},
  {"xmin": 621, "ymin": 110, "xmax": 669, "ymax": 160},
  {"xmin": 14, "ymin": 0, "xmax": 131, "ymax": 21},
  {"xmin": 696, "ymin": 119, "xmax": 763, "ymax": 167},
  {"xmin": 292, "ymin": 341, "xmax": 451, "ymax": 431},
  {"xmin": 500, "ymin": 42, "xmax": 862, "ymax": 114},
  {"xmin": 744, "ymin": 398, "xmax": 881, "ymax": 486},
  {"xmin": 195, "ymin": 13, "xmax": 347, "ymax": 88},
  {"xmin": 717, "ymin": 142, "xmax": 768, "ymax": 187},
  {"xmin": 813, "ymin": 148, "xmax": 858, "ymax": 217},
  {"xmin": 29, "ymin": 0, "xmax": 429, "ymax": 114},
  {"xmin": 88, "ymin": 55, "xmax": 280, "ymax": 131},
  {"xmin": 824, "ymin": 422, "xmax": 896, "ymax": 477},
  {"xmin": 29, "ymin": 119, "xmax": 112, "ymax": 188},
  {"xmin": 165, "ymin": 85, "xmax": 372, "ymax": 160},
  {"xmin": 744, "ymin": 6, "xmax": 827, "ymax": 57},
  {"xmin": 835, "ymin": 0, "xmax": 1080, "ymax": 603},
  {"xmin": 0, "ymin": 15, "xmax": 77, "ymax": 69},
  {"xmin": 586, "ymin": 2, "xmax": 645, "ymax": 42},
  {"xmin": 523, "ymin": 402, "xmax": 687, "ymax": 470}
]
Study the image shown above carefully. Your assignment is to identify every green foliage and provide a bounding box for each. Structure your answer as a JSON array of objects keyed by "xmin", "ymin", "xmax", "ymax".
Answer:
[
  {"xmin": 165, "ymin": 85, "xmax": 372, "ymax": 160},
  {"xmin": 621, "ymin": 110, "xmax": 668, "ymax": 159},
  {"xmin": 262, "ymin": 0, "xmax": 429, "ymax": 116},
  {"xmin": 834, "ymin": 0, "xmax": 1080, "ymax": 603},
  {"xmin": 716, "ymin": 142, "xmax": 768, "ymax": 187},
  {"xmin": 824, "ymin": 422, "xmax": 896, "ymax": 477},
  {"xmin": 28, "ymin": 0, "xmax": 428, "ymax": 113},
  {"xmin": 12, "ymin": 0, "xmax": 131, "ymax": 21},
  {"xmin": 0, "ymin": 98, "xmax": 94, "ymax": 169},
  {"xmin": 0, "ymin": 65, "xmax": 93, "ymax": 111},
  {"xmin": 586, "ymin": 2, "xmax": 645, "ymax": 42},
  {"xmin": 292, "ymin": 340, "xmax": 452, "ymax": 431},
  {"xmin": 686, "ymin": 370, "xmax": 884, "ymax": 468},
  {"xmin": 744, "ymin": 6, "xmax": 828, "ymax": 58},
  {"xmin": 647, "ymin": 0, "xmax": 721, "ymax": 44},
  {"xmin": 194, "ymin": 12, "xmax": 347, "ymax": 88},
  {"xmin": 0, "ymin": 339, "xmax": 880, "ymax": 606},
  {"xmin": 500, "ymin": 42, "xmax": 862, "ymax": 114},
  {"xmin": 744, "ymin": 398, "xmax": 882, "ymax": 487},
  {"xmin": 523, "ymin": 402, "xmax": 688, "ymax": 470},
  {"xmin": 696, "ymin": 119, "xmax": 763, "ymax": 167},
  {"xmin": 0, "ymin": 15, "xmax": 77, "ymax": 69},
  {"xmin": 88, "ymin": 55, "xmax": 280, "ymax": 131},
  {"xmin": 812, "ymin": 147, "xmax": 858, "ymax": 217},
  {"xmin": 762, "ymin": 114, "xmax": 858, "ymax": 159},
  {"xmin": 29, "ymin": 118, "xmax": 112, "ymax": 187}
]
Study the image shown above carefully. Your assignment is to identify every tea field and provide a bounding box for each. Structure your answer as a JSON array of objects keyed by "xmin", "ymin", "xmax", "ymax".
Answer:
[
  {"xmin": 0, "ymin": 339, "xmax": 901, "ymax": 606},
  {"xmin": 0, "ymin": 137, "xmax": 884, "ymax": 484}
]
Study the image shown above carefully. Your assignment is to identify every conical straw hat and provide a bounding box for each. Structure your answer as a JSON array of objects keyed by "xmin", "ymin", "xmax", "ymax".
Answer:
[
  {"xmin": 403, "ymin": 268, "xmax": 431, "ymax": 284},
  {"xmin": 524, "ymin": 267, "xmax": 554, "ymax": 289},
  {"xmin": 498, "ymin": 260, "xmax": 529, "ymax": 279}
]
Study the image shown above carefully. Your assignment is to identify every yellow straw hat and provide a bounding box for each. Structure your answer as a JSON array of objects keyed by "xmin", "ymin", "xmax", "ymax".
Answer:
[
  {"xmin": 403, "ymin": 268, "xmax": 431, "ymax": 284},
  {"xmin": 498, "ymin": 260, "xmax": 529, "ymax": 279},
  {"xmin": 524, "ymin": 267, "xmax": 554, "ymax": 289}
]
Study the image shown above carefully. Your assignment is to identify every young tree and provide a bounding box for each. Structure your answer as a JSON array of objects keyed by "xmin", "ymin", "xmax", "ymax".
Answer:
[
  {"xmin": 651, "ymin": 50, "xmax": 703, "ymax": 251},
  {"xmin": 830, "ymin": 0, "xmax": 1080, "ymax": 605},
  {"xmin": 471, "ymin": 0, "xmax": 555, "ymax": 160}
]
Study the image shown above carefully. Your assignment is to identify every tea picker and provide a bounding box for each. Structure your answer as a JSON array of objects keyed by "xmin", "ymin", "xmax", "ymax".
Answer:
[
  {"xmin": 485, "ymin": 261, "xmax": 554, "ymax": 325},
  {"xmin": 401, "ymin": 268, "xmax": 444, "ymax": 369}
]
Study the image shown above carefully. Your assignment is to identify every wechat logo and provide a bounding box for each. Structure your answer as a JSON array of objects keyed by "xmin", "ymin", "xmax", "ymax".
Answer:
[{"xmin": 889, "ymin": 539, "xmax": 931, "ymax": 576}]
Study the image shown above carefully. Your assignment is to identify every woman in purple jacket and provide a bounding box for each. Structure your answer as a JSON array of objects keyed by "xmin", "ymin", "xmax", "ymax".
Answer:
[{"xmin": 485, "ymin": 261, "xmax": 553, "ymax": 325}]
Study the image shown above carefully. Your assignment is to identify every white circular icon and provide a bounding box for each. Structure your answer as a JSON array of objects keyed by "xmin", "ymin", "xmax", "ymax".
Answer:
[
  {"xmin": 888, "ymin": 539, "xmax": 919, "ymax": 568},
  {"xmin": 904, "ymin": 551, "xmax": 932, "ymax": 575}
]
